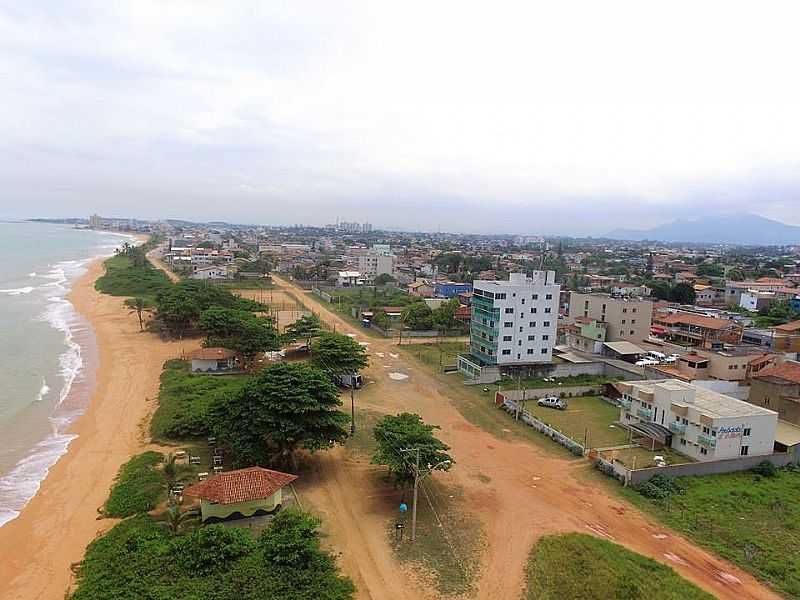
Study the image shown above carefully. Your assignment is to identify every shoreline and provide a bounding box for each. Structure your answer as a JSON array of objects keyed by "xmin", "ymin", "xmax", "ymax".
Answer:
[{"xmin": 0, "ymin": 247, "xmax": 197, "ymax": 599}]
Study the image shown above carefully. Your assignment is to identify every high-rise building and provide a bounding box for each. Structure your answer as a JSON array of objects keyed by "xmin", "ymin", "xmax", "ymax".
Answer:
[
  {"xmin": 463, "ymin": 272, "xmax": 560, "ymax": 370},
  {"xmin": 568, "ymin": 292, "xmax": 652, "ymax": 342}
]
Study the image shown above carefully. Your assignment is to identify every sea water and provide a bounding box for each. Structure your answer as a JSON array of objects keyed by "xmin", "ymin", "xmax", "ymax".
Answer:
[{"xmin": 0, "ymin": 221, "xmax": 135, "ymax": 527}]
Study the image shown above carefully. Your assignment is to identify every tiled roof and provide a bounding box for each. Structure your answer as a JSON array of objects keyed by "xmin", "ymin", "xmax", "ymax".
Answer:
[
  {"xmin": 775, "ymin": 320, "xmax": 800, "ymax": 333},
  {"xmin": 184, "ymin": 467, "xmax": 297, "ymax": 504},
  {"xmin": 656, "ymin": 313, "xmax": 736, "ymax": 331},
  {"xmin": 186, "ymin": 347, "xmax": 237, "ymax": 360},
  {"xmin": 753, "ymin": 361, "xmax": 800, "ymax": 385}
]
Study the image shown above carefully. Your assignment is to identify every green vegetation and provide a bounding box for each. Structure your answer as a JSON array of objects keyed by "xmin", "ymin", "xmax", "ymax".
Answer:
[
  {"xmin": 524, "ymin": 533, "xmax": 714, "ymax": 600},
  {"xmin": 647, "ymin": 280, "xmax": 697, "ymax": 304},
  {"xmin": 497, "ymin": 373, "xmax": 622, "ymax": 391},
  {"xmin": 406, "ymin": 342, "xmax": 468, "ymax": 369},
  {"xmin": 151, "ymin": 360, "xmax": 249, "ymax": 441},
  {"xmin": 209, "ymin": 362, "xmax": 350, "ymax": 467},
  {"xmin": 372, "ymin": 413, "xmax": 453, "ymax": 486},
  {"xmin": 522, "ymin": 395, "xmax": 628, "ymax": 448},
  {"xmin": 622, "ymin": 467, "xmax": 800, "ymax": 598},
  {"xmin": 71, "ymin": 510, "xmax": 354, "ymax": 600},
  {"xmin": 95, "ymin": 252, "xmax": 171, "ymax": 302},
  {"xmin": 283, "ymin": 313, "xmax": 323, "ymax": 346},
  {"xmin": 200, "ymin": 306, "xmax": 280, "ymax": 363},
  {"xmin": 389, "ymin": 482, "xmax": 483, "ymax": 596},
  {"xmin": 310, "ymin": 331, "xmax": 369, "ymax": 376},
  {"xmin": 402, "ymin": 302, "xmax": 434, "ymax": 330},
  {"xmin": 103, "ymin": 451, "xmax": 165, "ymax": 518}
]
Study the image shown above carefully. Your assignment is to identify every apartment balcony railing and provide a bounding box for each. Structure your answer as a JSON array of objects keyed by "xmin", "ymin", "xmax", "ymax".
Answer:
[
  {"xmin": 669, "ymin": 421, "xmax": 687, "ymax": 435},
  {"xmin": 618, "ymin": 399, "xmax": 632, "ymax": 410},
  {"xmin": 698, "ymin": 434, "xmax": 717, "ymax": 448},
  {"xmin": 636, "ymin": 408, "xmax": 653, "ymax": 420}
]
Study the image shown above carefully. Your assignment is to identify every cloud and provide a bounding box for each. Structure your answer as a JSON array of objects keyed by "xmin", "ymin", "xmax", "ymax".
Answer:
[{"xmin": 1, "ymin": 1, "xmax": 799, "ymax": 232}]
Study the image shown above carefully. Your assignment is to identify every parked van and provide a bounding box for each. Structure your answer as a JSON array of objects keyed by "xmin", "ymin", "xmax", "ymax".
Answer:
[
  {"xmin": 648, "ymin": 351, "xmax": 667, "ymax": 361},
  {"xmin": 335, "ymin": 372, "xmax": 363, "ymax": 389}
]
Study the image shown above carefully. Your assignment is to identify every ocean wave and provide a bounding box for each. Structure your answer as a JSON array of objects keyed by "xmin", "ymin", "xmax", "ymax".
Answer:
[
  {"xmin": 40, "ymin": 298, "xmax": 83, "ymax": 406},
  {"xmin": 0, "ymin": 286, "xmax": 35, "ymax": 295},
  {"xmin": 29, "ymin": 272, "xmax": 37, "ymax": 277},
  {"xmin": 0, "ymin": 432, "xmax": 78, "ymax": 528},
  {"xmin": 35, "ymin": 378, "xmax": 50, "ymax": 402}
]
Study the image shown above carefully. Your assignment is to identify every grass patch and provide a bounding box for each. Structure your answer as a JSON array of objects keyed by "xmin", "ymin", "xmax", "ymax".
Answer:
[
  {"xmin": 405, "ymin": 342, "xmax": 469, "ymax": 369},
  {"xmin": 619, "ymin": 466, "xmax": 800, "ymax": 598},
  {"xmin": 498, "ymin": 373, "xmax": 622, "ymax": 390},
  {"xmin": 151, "ymin": 360, "xmax": 250, "ymax": 441},
  {"xmin": 103, "ymin": 451, "xmax": 165, "ymax": 517},
  {"xmin": 95, "ymin": 253, "xmax": 171, "ymax": 302},
  {"xmin": 600, "ymin": 446, "xmax": 692, "ymax": 469},
  {"xmin": 525, "ymin": 533, "xmax": 714, "ymax": 600},
  {"xmin": 521, "ymin": 395, "xmax": 629, "ymax": 448},
  {"xmin": 390, "ymin": 481, "xmax": 483, "ymax": 596},
  {"xmin": 344, "ymin": 409, "xmax": 383, "ymax": 457}
]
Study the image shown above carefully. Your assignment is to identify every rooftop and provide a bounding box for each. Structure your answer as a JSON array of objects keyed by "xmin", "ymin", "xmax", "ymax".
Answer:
[
  {"xmin": 184, "ymin": 466, "xmax": 297, "ymax": 504},
  {"xmin": 775, "ymin": 320, "xmax": 800, "ymax": 333},
  {"xmin": 753, "ymin": 361, "xmax": 800, "ymax": 385},
  {"xmin": 626, "ymin": 379, "xmax": 776, "ymax": 419},
  {"xmin": 186, "ymin": 347, "xmax": 237, "ymax": 361},
  {"xmin": 603, "ymin": 341, "xmax": 645, "ymax": 355},
  {"xmin": 656, "ymin": 313, "xmax": 737, "ymax": 331}
]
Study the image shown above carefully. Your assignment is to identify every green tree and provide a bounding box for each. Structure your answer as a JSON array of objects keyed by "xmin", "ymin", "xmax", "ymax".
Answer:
[
  {"xmin": 210, "ymin": 362, "xmax": 349, "ymax": 467},
  {"xmin": 199, "ymin": 307, "xmax": 256, "ymax": 338},
  {"xmin": 726, "ymin": 268, "xmax": 746, "ymax": 281},
  {"xmin": 373, "ymin": 273, "xmax": 396, "ymax": 286},
  {"xmin": 402, "ymin": 302, "xmax": 434, "ymax": 330},
  {"xmin": 310, "ymin": 332, "xmax": 369, "ymax": 376},
  {"xmin": 372, "ymin": 413, "xmax": 453, "ymax": 487},
  {"xmin": 127, "ymin": 297, "xmax": 151, "ymax": 331},
  {"xmin": 159, "ymin": 503, "xmax": 200, "ymax": 535},
  {"xmin": 431, "ymin": 298, "xmax": 460, "ymax": 331},
  {"xmin": 283, "ymin": 313, "xmax": 323, "ymax": 347},
  {"xmin": 371, "ymin": 309, "xmax": 391, "ymax": 329},
  {"xmin": 669, "ymin": 282, "xmax": 697, "ymax": 304},
  {"xmin": 218, "ymin": 318, "xmax": 280, "ymax": 364},
  {"xmin": 156, "ymin": 287, "xmax": 202, "ymax": 336}
]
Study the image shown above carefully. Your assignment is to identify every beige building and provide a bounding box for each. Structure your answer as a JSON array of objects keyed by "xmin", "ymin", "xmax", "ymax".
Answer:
[{"xmin": 569, "ymin": 292, "xmax": 652, "ymax": 342}]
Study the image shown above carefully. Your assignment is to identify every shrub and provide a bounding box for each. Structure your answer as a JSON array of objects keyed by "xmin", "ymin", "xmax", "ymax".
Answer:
[
  {"xmin": 637, "ymin": 474, "xmax": 683, "ymax": 500},
  {"xmin": 752, "ymin": 460, "xmax": 778, "ymax": 478},
  {"xmin": 104, "ymin": 451, "xmax": 164, "ymax": 517}
]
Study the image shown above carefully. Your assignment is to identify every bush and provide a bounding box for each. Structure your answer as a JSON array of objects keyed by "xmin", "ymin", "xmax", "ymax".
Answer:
[
  {"xmin": 637, "ymin": 474, "xmax": 683, "ymax": 500},
  {"xmin": 103, "ymin": 451, "xmax": 164, "ymax": 517},
  {"xmin": 752, "ymin": 460, "xmax": 778, "ymax": 478}
]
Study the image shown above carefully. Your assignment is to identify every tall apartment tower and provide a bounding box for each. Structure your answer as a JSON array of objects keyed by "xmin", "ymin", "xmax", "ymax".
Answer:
[{"xmin": 469, "ymin": 272, "xmax": 560, "ymax": 366}]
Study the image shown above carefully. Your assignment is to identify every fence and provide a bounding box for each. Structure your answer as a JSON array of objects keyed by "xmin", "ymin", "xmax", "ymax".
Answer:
[
  {"xmin": 312, "ymin": 287, "xmax": 333, "ymax": 303},
  {"xmin": 499, "ymin": 386, "xmax": 604, "ymax": 401},
  {"xmin": 501, "ymin": 399, "xmax": 585, "ymax": 456}
]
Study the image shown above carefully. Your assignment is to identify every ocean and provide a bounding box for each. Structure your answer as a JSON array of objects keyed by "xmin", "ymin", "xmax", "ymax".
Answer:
[{"xmin": 0, "ymin": 222, "xmax": 136, "ymax": 527}]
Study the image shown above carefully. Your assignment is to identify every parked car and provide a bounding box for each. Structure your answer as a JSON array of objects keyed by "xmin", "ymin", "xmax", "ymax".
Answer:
[
  {"xmin": 635, "ymin": 358, "xmax": 658, "ymax": 366},
  {"xmin": 334, "ymin": 372, "xmax": 363, "ymax": 389},
  {"xmin": 537, "ymin": 396, "xmax": 568, "ymax": 410}
]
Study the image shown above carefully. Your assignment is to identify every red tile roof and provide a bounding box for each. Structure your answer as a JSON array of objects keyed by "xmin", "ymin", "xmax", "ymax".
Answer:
[
  {"xmin": 184, "ymin": 467, "xmax": 297, "ymax": 504},
  {"xmin": 775, "ymin": 320, "xmax": 800, "ymax": 333},
  {"xmin": 753, "ymin": 361, "xmax": 800, "ymax": 385},
  {"xmin": 186, "ymin": 347, "xmax": 238, "ymax": 360},
  {"xmin": 656, "ymin": 313, "xmax": 737, "ymax": 331}
]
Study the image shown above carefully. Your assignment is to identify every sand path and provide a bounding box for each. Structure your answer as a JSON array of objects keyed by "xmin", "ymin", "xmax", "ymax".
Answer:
[
  {"xmin": 270, "ymin": 275, "xmax": 781, "ymax": 600},
  {"xmin": 0, "ymin": 260, "xmax": 199, "ymax": 600}
]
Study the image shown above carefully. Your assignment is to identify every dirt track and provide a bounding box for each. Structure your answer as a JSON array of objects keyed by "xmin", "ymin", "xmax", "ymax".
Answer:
[{"xmin": 267, "ymin": 276, "xmax": 781, "ymax": 600}]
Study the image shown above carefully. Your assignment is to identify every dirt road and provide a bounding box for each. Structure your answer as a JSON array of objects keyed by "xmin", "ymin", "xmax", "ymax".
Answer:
[
  {"xmin": 146, "ymin": 246, "xmax": 181, "ymax": 283},
  {"xmin": 268, "ymin": 275, "xmax": 781, "ymax": 600}
]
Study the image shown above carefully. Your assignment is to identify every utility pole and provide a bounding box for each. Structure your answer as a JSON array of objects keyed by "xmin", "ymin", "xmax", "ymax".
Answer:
[
  {"xmin": 411, "ymin": 447, "xmax": 420, "ymax": 542},
  {"xmin": 350, "ymin": 383, "xmax": 356, "ymax": 435}
]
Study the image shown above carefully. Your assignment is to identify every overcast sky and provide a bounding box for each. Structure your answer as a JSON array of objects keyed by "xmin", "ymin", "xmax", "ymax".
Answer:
[{"xmin": 1, "ymin": 2, "xmax": 799, "ymax": 234}]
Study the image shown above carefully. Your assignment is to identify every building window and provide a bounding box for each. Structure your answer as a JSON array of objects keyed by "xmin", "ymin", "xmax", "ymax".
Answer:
[
  {"xmin": 528, "ymin": 335, "xmax": 535, "ymax": 341},
  {"xmin": 632, "ymin": 308, "xmax": 637, "ymax": 313},
  {"xmin": 497, "ymin": 293, "xmax": 506, "ymax": 299},
  {"xmin": 620, "ymin": 331, "xmax": 625, "ymax": 336},
  {"xmin": 740, "ymin": 446, "xmax": 749, "ymax": 456},
  {"xmin": 502, "ymin": 349, "xmax": 511, "ymax": 355},
  {"xmin": 541, "ymin": 348, "xmax": 548, "ymax": 354},
  {"xmin": 518, "ymin": 340, "xmax": 522, "ymax": 346},
  {"xmin": 700, "ymin": 447, "xmax": 708, "ymax": 455},
  {"xmin": 544, "ymin": 307, "xmax": 551, "ymax": 313},
  {"xmin": 542, "ymin": 335, "xmax": 549, "ymax": 341},
  {"xmin": 702, "ymin": 426, "xmax": 709, "ymax": 434},
  {"xmin": 505, "ymin": 308, "xmax": 514, "ymax": 314},
  {"xmin": 621, "ymin": 319, "xmax": 626, "ymax": 324},
  {"xmin": 533, "ymin": 294, "xmax": 539, "ymax": 300},
  {"xmin": 631, "ymin": 319, "xmax": 636, "ymax": 324},
  {"xmin": 527, "ymin": 348, "xmax": 534, "ymax": 354},
  {"xmin": 521, "ymin": 299, "xmax": 525, "ymax": 304},
  {"xmin": 531, "ymin": 307, "xmax": 537, "ymax": 313},
  {"xmin": 529, "ymin": 321, "xmax": 536, "ymax": 327},
  {"xmin": 743, "ymin": 428, "xmax": 751, "ymax": 436},
  {"xmin": 504, "ymin": 322, "xmax": 513, "ymax": 328},
  {"xmin": 630, "ymin": 330, "xmax": 635, "ymax": 335},
  {"xmin": 680, "ymin": 438, "xmax": 686, "ymax": 446},
  {"xmin": 543, "ymin": 321, "xmax": 551, "ymax": 327},
  {"xmin": 622, "ymin": 308, "xmax": 627, "ymax": 313},
  {"xmin": 545, "ymin": 294, "xmax": 552, "ymax": 300},
  {"xmin": 503, "ymin": 335, "xmax": 512, "ymax": 341}
]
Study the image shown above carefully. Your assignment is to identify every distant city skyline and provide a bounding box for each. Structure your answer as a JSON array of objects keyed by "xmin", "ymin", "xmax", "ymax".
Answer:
[{"xmin": 2, "ymin": 2, "xmax": 799, "ymax": 234}]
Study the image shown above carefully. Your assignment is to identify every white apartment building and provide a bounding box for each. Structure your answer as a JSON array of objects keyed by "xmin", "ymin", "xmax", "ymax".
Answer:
[
  {"xmin": 619, "ymin": 379, "xmax": 777, "ymax": 462},
  {"xmin": 467, "ymin": 272, "xmax": 560, "ymax": 367},
  {"xmin": 356, "ymin": 252, "xmax": 395, "ymax": 281},
  {"xmin": 569, "ymin": 292, "xmax": 652, "ymax": 342}
]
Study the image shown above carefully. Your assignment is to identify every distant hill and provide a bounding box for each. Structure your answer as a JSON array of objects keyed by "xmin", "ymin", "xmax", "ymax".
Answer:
[{"xmin": 607, "ymin": 214, "xmax": 800, "ymax": 246}]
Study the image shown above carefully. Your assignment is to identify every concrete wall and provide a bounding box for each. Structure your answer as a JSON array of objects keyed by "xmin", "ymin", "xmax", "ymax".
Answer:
[
  {"xmin": 200, "ymin": 489, "xmax": 282, "ymax": 521},
  {"xmin": 693, "ymin": 379, "xmax": 750, "ymax": 401},
  {"xmin": 499, "ymin": 386, "xmax": 603, "ymax": 401},
  {"xmin": 462, "ymin": 359, "xmax": 641, "ymax": 385},
  {"xmin": 628, "ymin": 451, "xmax": 797, "ymax": 486}
]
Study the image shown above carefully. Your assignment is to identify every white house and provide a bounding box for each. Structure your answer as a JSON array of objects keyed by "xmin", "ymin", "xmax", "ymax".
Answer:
[
  {"xmin": 187, "ymin": 348, "xmax": 238, "ymax": 373},
  {"xmin": 618, "ymin": 379, "xmax": 777, "ymax": 462},
  {"xmin": 337, "ymin": 271, "xmax": 363, "ymax": 287},
  {"xmin": 192, "ymin": 265, "xmax": 230, "ymax": 280}
]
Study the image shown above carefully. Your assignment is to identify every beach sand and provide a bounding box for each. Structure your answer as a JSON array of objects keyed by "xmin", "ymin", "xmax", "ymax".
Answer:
[{"xmin": 0, "ymin": 258, "xmax": 198, "ymax": 600}]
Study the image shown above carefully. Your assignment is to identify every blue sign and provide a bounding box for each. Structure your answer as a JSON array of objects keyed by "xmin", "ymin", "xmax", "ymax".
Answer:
[{"xmin": 399, "ymin": 502, "xmax": 408, "ymax": 514}]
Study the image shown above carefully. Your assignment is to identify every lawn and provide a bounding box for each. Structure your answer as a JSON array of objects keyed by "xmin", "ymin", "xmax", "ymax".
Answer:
[
  {"xmin": 618, "ymin": 467, "xmax": 800, "ymax": 598},
  {"xmin": 498, "ymin": 373, "xmax": 623, "ymax": 390},
  {"xmin": 522, "ymin": 395, "xmax": 629, "ymax": 449},
  {"xmin": 151, "ymin": 359, "xmax": 250, "ymax": 441},
  {"xmin": 404, "ymin": 342, "xmax": 468, "ymax": 370},
  {"xmin": 599, "ymin": 446, "xmax": 692, "ymax": 469},
  {"xmin": 95, "ymin": 253, "xmax": 172, "ymax": 302},
  {"xmin": 525, "ymin": 533, "xmax": 714, "ymax": 600},
  {"xmin": 389, "ymin": 480, "xmax": 484, "ymax": 597}
]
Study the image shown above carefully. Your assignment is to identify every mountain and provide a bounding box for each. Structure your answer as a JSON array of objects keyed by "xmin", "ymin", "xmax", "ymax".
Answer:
[{"xmin": 607, "ymin": 214, "xmax": 800, "ymax": 246}]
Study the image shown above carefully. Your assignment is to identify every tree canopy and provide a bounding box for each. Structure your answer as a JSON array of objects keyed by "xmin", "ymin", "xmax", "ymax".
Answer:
[
  {"xmin": 284, "ymin": 314, "xmax": 323, "ymax": 345},
  {"xmin": 431, "ymin": 298, "xmax": 461, "ymax": 331},
  {"xmin": 209, "ymin": 362, "xmax": 349, "ymax": 467},
  {"xmin": 310, "ymin": 332, "xmax": 369, "ymax": 376},
  {"xmin": 373, "ymin": 273, "xmax": 396, "ymax": 286},
  {"xmin": 200, "ymin": 307, "xmax": 280, "ymax": 361},
  {"xmin": 372, "ymin": 413, "xmax": 453, "ymax": 487},
  {"xmin": 402, "ymin": 302, "xmax": 434, "ymax": 330}
]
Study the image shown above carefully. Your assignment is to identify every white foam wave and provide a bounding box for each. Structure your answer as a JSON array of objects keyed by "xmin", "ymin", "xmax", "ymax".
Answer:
[
  {"xmin": 0, "ymin": 432, "xmax": 78, "ymax": 527},
  {"xmin": 0, "ymin": 286, "xmax": 35, "ymax": 295},
  {"xmin": 41, "ymin": 298, "xmax": 83, "ymax": 406},
  {"xmin": 35, "ymin": 378, "xmax": 50, "ymax": 402},
  {"xmin": 29, "ymin": 272, "xmax": 37, "ymax": 277}
]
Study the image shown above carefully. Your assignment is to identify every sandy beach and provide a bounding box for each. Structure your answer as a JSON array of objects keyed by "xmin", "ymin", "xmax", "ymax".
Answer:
[{"xmin": 0, "ymin": 256, "xmax": 197, "ymax": 600}]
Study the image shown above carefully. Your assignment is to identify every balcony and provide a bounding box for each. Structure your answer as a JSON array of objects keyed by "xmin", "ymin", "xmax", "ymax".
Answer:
[
  {"xmin": 618, "ymin": 399, "xmax": 632, "ymax": 410},
  {"xmin": 698, "ymin": 434, "xmax": 717, "ymax": 448},
  {"xmin": 637, "ymin": 408, "xmax": 652, "ymax": 420},
  {"xmin": 669, "ymin": 421, "xmax": 687, "ymax": 435}
]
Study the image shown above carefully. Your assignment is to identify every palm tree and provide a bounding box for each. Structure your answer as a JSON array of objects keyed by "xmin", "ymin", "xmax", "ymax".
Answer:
[
  {"xmin": 128, "ymin": 297, "xmax": 150, "ymax": 331},
  {"xmin": 162, "ymin": 453, "xmax": 193, "ymax": 492},
  {"xmin": 159, "ymin": 503, "xmax": 200, "ymax": 535}
]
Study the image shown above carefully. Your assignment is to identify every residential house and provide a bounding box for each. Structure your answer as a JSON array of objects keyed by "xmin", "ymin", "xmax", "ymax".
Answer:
[
  {"xmin": 435, "ymin": 281, "xmax": 472, "ymax": 298},
  {"xmin": 749, "ymin": 361, "xmax": 800, "ymax": 424},
  {"xmin": 564, "ymin": 316, "xmax": 608, "ymax": 354},
  {"xmin": 652, "ymin": 312, "xmax": 743, "ymax": 347},
  {"xmin": 191, "ymin": 265, "xmax": 230, "ymax": 280},
  {"xmin": 407, "ymin": 280, "xmax": 435, "ymax": 298},
  {"xmin": 187, "ymin": 348, "xmax": 238, "ymax": 373},
  {"xmin": 337, "ymin": 271, "xmax": 363, "ymax": 287}
]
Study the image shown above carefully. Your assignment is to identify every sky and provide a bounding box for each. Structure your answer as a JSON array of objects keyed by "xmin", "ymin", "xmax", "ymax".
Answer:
[{"xmin": 1, "ymin": 1, "xmax": 800, "ymax": 235}]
